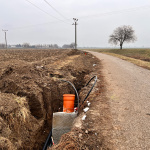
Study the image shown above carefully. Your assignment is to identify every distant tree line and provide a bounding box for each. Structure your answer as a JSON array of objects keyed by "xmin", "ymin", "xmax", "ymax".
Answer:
[
  {"xmin": 0, "ymin": 25, "xmax": 138, "ymax": 50},
  {"xmin": 0, "ymin": 43, "xmax": 5, "ymax": 48},
  {"xmin": 0, "ymin": 42, "xmax": 75, "ymax": 49},
  {"xmin": 62, "ymin": 43, "xmax": 75, "ymax": 49}
]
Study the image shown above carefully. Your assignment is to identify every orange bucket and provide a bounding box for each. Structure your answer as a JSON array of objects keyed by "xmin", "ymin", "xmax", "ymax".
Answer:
[{"xmin": 63, "ymin": 94, "xmax": 75, "ymax": 113}]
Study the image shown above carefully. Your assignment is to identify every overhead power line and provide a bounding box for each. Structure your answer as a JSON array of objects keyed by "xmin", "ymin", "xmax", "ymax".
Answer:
[
  {"xmin": 9, "ymin": 19, "xmax": 70, "ymax": 30},
  {"xmin": 43, "ymin": 0, "xmax": 71, "ymax": 22},
  {"xmin": 24, "ymin": 0, "xmax": 70, "ymax": 24},
  {"xmin": 1, "ymin": 4, "xmax": 150, "ymax": 31},
  {"xmin": 78, "ymin": 5, "xmax": 150, "ymax": 20}
]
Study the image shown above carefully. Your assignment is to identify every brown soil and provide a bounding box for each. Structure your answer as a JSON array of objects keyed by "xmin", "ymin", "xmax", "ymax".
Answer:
[
  {"xmin": 0, "ymin": 49, "xmax": 99, "ymax": 149},
  {"xmin": 49, "ymin": 59, "xmax": 114, "ymax": 150}
]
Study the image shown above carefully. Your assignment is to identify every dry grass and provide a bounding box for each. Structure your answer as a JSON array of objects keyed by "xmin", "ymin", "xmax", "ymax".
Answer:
[
  {"xmin": 0, "ymin": 137, "xmax": 17, "ymax": 150},
  {"xmin": 103, "ymin": 52, "xmax": 150, "ymax": 70},
  {"xmin": 86, "ymin": 49, "xmax": 150, "ymax": 70},
  {"xmin": 14, "ymin": 97, "xmax": 29, "ymax": 122}
]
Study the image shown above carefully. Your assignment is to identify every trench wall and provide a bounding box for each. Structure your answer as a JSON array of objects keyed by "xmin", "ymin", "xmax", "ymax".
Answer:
[{"xmin": 0, "ymin": 49, "xmax": 98, "ymax": 149}]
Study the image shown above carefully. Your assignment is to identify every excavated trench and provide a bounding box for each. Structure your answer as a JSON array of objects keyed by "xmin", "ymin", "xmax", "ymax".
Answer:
[{"xmin": 0, "ymin": 49, "xmax": 99, "ymax": 149}]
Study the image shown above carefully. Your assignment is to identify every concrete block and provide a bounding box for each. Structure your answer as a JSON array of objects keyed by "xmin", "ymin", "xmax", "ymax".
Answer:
[{"xmin": 52, "ymin": 112, "xmax": 77, "ymax": 144}]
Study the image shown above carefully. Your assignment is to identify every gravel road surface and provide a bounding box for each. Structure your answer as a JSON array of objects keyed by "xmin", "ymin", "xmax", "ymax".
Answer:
[{"xmin": 90, "ymin": 52, "xmax": 150, "ymax": 150}]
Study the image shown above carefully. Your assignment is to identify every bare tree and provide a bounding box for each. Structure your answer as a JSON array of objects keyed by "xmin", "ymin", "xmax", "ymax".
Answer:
[
  {"xmin": 109, "ymin": 25, "xmax": 137, "ymax": 49},
  {"xmin": 0, "ymin": 43, "xmax": 5, "ymax": 49},
  {"xmin": 62, "ymin": 43, "xmax": 75, "ymax": 49},
  {"xmin": 22, "ymin": 43, "xmax": 30, "ymax": 48},
  {"xmin": 70, "ymin": 43, "xmax": 75, "ymax": 49}
]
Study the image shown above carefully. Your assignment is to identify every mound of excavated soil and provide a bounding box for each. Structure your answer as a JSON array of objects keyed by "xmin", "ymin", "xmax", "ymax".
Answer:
[
  {"xmin": 48, "ymin": 58, "xmax": 113, "ymax": 150},
  {"xmin": 0, "ymin": 49, "xmax": 99, "ymax": 149}
]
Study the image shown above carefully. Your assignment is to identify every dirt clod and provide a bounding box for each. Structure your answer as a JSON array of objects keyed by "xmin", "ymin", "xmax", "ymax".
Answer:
[
  {"xmin": 0, "ymin": 49, "xmax": 98, "ymax": 149},
  {"xmin": 49, "ymin": 54, "xmax": 114, "ymax": 150}
]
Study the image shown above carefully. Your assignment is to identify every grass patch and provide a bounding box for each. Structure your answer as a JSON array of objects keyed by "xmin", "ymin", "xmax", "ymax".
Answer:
[{"xmin": 87, "ymin": 48, "xmax": 150, "ymax": 70}]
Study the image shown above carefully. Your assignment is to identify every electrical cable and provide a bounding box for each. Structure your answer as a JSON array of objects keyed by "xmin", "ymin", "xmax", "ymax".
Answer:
[
  {"xmin": 8, "ymin": 19, "xmax": 71, "ymax": 30},
  {"xmin": 43, "ymin": 130, "xmax": 53, "ymax": 150},
  {"xmin": 60, "ymin": 79, "xmax": 80, "ymax": 113},
  {"xmin": 78, "ymin": 5, "xmax": 150, "ymax": 20},
  {"xmin": 24, "ymin": 0, "xmax": 70, "ymax": 25},
  {"xmin": 1, "ymin": 4, "xmax": 149, "ymax": 31},
  {"xmin": 43, "ymin": 0, "xmax": 72, "ymax": 23},
  {"xmin": 60, "ymin": 75, "xmax": 97, "ymax": 113},
  {"xmin": 79, "ymin": 76, "xmax": 97, "ymax": 108},
  {"xmin": 42, "ymin": 76, "xmax": 97, "ymax": 149}
]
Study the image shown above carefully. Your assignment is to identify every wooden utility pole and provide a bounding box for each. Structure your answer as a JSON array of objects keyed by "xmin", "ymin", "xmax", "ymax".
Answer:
[
  {"xmin": 2, "ymin": 29, "xmax": 8, "ymax": 49},
  {"xmin": 73, "ymin": 18, "xmax": 78, "ymax": 50}
]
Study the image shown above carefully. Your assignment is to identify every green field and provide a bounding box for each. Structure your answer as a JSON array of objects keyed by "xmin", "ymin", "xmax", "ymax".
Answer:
[
  {"xmin": 87, "ymin": 48, "xmax": 150, "ymax": 70},
  {"xmin": 88, "ymin": 49, "xmax": 150, "ymax": 62}
]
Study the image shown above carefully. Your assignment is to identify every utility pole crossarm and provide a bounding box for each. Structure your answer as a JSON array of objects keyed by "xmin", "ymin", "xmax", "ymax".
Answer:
[{"xmin": 72, "ymin": 18, "xmax": 78, "ymax": 50}]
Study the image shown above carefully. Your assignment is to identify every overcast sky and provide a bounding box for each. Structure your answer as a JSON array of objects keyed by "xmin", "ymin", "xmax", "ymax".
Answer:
[{"xmin": 0, "ymin": 0, "xmax": 150, "ymax": 47}]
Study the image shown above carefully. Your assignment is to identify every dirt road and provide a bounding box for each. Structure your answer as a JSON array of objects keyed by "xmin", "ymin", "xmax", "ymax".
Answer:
[{"xmin": 90, "ymin": 52, "xmax": 150, "ymax": 150}]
